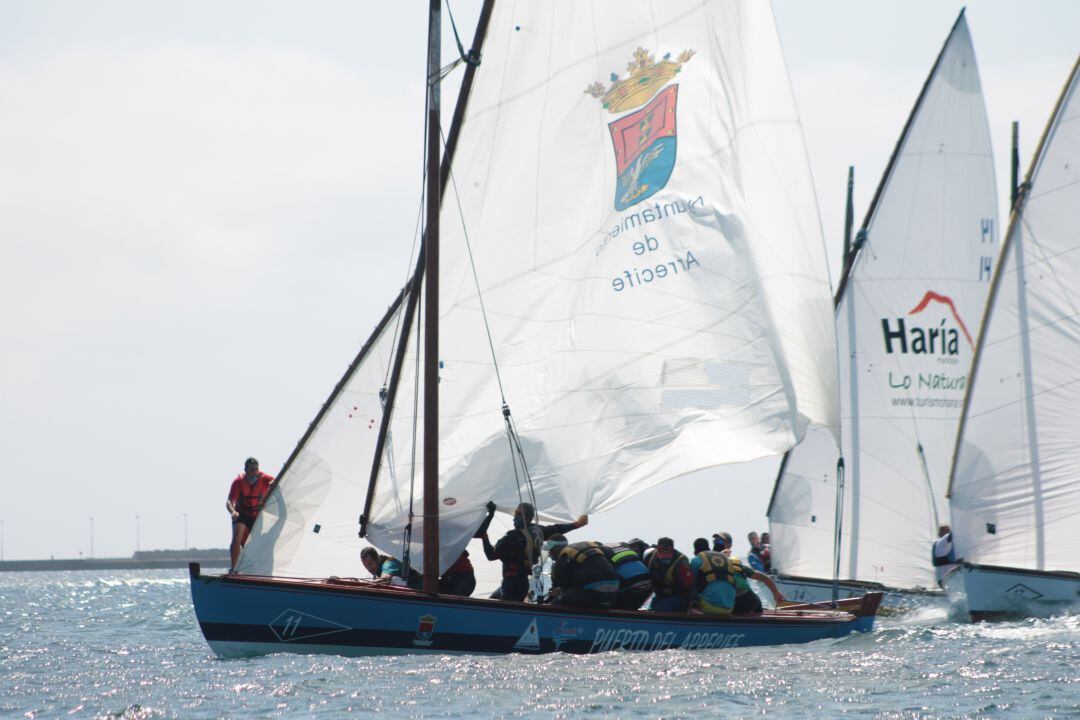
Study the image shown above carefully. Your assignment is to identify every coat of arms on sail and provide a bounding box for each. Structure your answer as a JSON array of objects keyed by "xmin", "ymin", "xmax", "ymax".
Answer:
[{"xmin": 586, "ymin": 48, "xmax": 694, "ymax": 211}]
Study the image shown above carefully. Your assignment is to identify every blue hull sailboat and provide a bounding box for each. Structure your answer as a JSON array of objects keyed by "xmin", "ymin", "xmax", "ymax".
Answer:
[
  {"xmin": 190, "ymin": 564, "xmax": 880, "ymax": 656},
  {"xmin": 191, "ymin": 0, "xmax": 880, "ymax": 657}
]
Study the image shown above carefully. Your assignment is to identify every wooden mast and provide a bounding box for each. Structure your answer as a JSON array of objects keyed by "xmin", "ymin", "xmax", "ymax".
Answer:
[
  {"xmin": 360, "ymin": 0, "xmax": 496, "ymax": 539},
  {"xmin": 422, "ymin": 0, "xmax": 442, "ymax": 594}
]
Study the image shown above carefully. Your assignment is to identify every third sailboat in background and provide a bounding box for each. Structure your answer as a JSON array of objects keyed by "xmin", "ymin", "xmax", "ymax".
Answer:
[{"xmin": 767, "ymin": 11, "xmax": 999, "ymax": 607}]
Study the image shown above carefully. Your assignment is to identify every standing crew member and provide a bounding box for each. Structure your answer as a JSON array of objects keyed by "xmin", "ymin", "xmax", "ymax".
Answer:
[
  {"xmin": 226, "ymin": 457, "xmax": 273, "ymax": 573},
  {"xmin": 932, "ymin": 524, "xmax": 958, "ymax": 587},
  {"xmin": 479, "ymin": 502, "xmax": 587, "ymax": 602},
  {"xmin": 545, "ymin": 536, "xmax": 620, "ymax": 609},
  {"xmin": 643, "ymin": 537, "xmax": 695, "ymax": 612}
]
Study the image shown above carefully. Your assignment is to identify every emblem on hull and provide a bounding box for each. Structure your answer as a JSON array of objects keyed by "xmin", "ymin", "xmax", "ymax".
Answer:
[
  {"xmin": 413, "ymin": 614, "xmax": 437, "ymax": 647},
  {"xmin": 552, "ymin": 621, "xmax": 583, "ymax": 649}
]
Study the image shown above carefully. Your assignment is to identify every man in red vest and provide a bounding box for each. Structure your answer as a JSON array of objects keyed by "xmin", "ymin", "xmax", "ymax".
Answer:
[{"xmin": 226, "ymin": 457, "xmax": 274, "ymax": 572}]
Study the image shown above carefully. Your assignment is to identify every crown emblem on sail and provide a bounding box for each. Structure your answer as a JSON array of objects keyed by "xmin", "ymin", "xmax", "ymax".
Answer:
[
  {"xmin": 586, "ymin": 48, "xmax": 694, "ymax": 212},
  {"xmin": 585, "ymin": 48, "xmax": 695, "ymax": 114}
]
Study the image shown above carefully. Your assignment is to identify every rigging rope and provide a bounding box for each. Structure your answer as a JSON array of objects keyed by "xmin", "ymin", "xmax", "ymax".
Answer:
[{"xmin": 446, "ymin": 0, "xmax": 481, "ymax": 68}]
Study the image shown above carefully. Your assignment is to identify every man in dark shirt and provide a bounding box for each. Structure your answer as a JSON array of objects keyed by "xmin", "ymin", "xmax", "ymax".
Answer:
[
  {"xmin": 480, "ymin": 502, "xmax": 587, "ymax": 601},
  {"xmin": 643, "ymin": 537, "xmax": 696, "ymax": 612}
]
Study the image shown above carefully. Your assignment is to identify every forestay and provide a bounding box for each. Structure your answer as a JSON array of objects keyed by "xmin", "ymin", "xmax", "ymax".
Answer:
[
  {"xmin": 365, "ymin": 0, "xmax": 838, "ymax": 572},
  {"xmin": 769, "ymin": 14, "xmax": 998, "ymax": 590},
  {"xmin": 948, "ymin": 60, "xmax": 1080, "ymax": 574}
]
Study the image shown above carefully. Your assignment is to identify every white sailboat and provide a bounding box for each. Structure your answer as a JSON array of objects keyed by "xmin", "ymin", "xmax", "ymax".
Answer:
[
  {"xmin": 944, "ymin": 57, "xmax": 1080, "ymax": 620},
  {"xmin": 767, "ymin": 12, "xmax": 999, "ymax": 606},
  {"xmin": 189, "ymin": 0, "xmax": 881, "ymax": 657}
]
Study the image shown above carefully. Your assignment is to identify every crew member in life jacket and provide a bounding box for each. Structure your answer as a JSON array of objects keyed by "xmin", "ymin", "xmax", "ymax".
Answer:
[
  {"xmin": 360, "ymin": 546, "xmax": 422, "ymax": 589},
  {"xmin": 643, "ymin": 537, "xmax": 695, "ymax": 612},
  {"xmin": 746, "ymin": 531, "xmax": 768, "ymax": 573},
  {"xmin": 932, "ymin": 524, "xmax": 958, "ymax": 587},
  {"xmin": 545, "ymin": 536, "xmax": 621, "ymax": 610},
  {"xmin": 479, "ymin": 502, "xmax": 587, "ymax": 602},
  {"xmin": 225, "ymin": 457, "xmax": 274, "ymax": 573},
  {"xmin": 603, "ymin": 538, "xmax": 653, "ymax": 610},
  {"xmin": 690, "ymin": 542, "xmax": 785, "ymax": 615}
]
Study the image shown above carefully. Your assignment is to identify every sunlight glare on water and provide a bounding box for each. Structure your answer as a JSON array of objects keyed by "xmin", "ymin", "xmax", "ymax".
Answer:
[{"xmin": 0, "ymin": 570, "xmax": 1077, "ymax": 718}]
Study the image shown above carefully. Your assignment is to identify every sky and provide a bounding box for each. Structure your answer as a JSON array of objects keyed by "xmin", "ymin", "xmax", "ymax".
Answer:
[{"xmin": 0, "ymin": 1, "xmax": 1076, "ymax": 561}]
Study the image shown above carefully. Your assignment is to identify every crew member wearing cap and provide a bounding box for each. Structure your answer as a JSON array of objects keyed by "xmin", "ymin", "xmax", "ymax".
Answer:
[
  {"xmin": 226, "ymin": 457, "xmax": 274, "ymax": 572},
  {"xmin": 479, "ymin": 502, "xmax": 588, "ymax": 602},
  {"xmin": 545, "ymin": 535, "xmax": 620, "ymax": 610},
  {"xmin": 643, "ymin": 537, "xmax": 695, "ymax": 612},
  {"xmin": 690, "ymin": 545, "xmax": 785, "ymax": 615},
  {"xmin": 712, "ymin": 532, "xmax": 733, "ymax": 555}
]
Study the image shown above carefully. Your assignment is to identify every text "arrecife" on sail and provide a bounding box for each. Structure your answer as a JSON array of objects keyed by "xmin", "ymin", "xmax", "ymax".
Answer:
[{"xmin": 594, "ymin": 195, "xmax": 707, "ymax": 257}]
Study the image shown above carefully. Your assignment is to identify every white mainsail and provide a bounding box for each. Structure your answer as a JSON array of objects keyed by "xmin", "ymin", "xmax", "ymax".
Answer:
[
  {"xmin": 948, "ymin": 59, "xmax": 1080, "ymax": 574},
  {"xmin": 242, "ymin": 0, "xmax": 838, "ymax": 577},
  {"xmin": 768, "ymin": 14, "xmax": 998, "ymax": 590}
]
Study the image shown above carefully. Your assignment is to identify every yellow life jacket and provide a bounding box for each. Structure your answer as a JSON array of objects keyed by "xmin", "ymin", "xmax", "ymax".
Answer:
[
  {"xmin": 697, "ymin": 551, "xmax": 737, "ymax": 589},
  {"xmin": 561, "ymin": 541, "xmax": 604, "ymax": 564}
]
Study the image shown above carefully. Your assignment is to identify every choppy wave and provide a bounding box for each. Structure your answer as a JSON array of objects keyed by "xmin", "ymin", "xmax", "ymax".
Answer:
[{"xmin": 1, "ymin": 569, "xmax": 1077, "ymax": 718}]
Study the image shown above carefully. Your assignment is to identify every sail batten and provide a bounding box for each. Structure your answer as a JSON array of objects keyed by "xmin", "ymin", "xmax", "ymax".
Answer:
[{"xmin": 769, "ymin": 14, "xmax": 999, "ymax": 590}]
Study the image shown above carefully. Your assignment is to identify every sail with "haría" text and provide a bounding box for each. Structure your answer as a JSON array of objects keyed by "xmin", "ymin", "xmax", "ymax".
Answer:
[{"xmin": 768, "ymin": 13, "xmax": 998, "ymax": 591}]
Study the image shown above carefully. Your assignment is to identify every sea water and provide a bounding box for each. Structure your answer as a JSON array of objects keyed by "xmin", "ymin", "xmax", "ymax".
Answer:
[{"xmin": 1, "ymin": 570, "xmax": 1077, "ymax": 719}]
